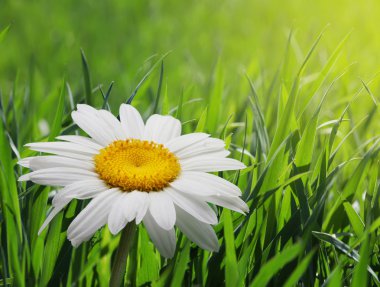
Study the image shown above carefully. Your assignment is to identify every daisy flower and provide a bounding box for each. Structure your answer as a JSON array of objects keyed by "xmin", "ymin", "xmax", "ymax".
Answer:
[{"xmin": 19, "ymin": 104, "xmax": 248, "ymax": 258}]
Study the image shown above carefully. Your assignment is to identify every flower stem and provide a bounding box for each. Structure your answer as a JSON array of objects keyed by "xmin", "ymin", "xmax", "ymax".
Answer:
[{"xmin": 109, "ymin": 221, "xmax": 136, "ymax": 287}]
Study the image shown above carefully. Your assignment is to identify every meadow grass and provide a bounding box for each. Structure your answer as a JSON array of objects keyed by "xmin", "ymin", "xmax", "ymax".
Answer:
[{"xmin": 1, "ymin": 1, "xmax": 380, "ymax": 286}]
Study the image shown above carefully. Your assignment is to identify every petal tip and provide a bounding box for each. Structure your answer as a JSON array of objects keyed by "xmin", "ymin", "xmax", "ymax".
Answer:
[
  {"xmin": 18, "ymin": 158, "xmax": 30, "ymax": 168},
  {"xmin": 212, "ymin": 244, "xmax": 220, "ymax": 253},
  {"xmin": 120, "ymin": 103, "xmax": 137, "ymax": 113},
  {"xmin": 107, "ymin": 226, "xmax": 120, "ymax": 235},
  {"xmin": 18, "ymin": 174, "xmax": 30, "ymax": 181},
  {"xmin": 70, "ymin": 240, "xmax": 81, "ymax": 248},
  {"xmin": 160, "ymin": 244, "xmax": 176, "ymax": 258},
  {"xmin": 76, "ymin": 103, "xmax": 91, "ymax": 110}
]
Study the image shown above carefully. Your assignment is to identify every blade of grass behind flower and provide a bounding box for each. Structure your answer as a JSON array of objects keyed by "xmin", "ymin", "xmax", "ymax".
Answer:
[
  {"xmin": 360, "ymin": 78, "xmax": 378, "ymax": 106},
  {"xmin": 268, "ymin": 32, "xmax": 322, "ymax": 160},
  {"xmin": 169, "ymin": 240, "xmax": 190, "ymax": 287},
  {"xmin": 247, "ymin": 75, "xmax": 270, "ymax": 155},
  {"xmin": 0, "ymin": 25, "xmax": 10, "ymax": 43},
  {"xmin": 312, "ymin": 231, "xmax": 379, "ymax": 283},
  {"xmin": 343, "ymin": 202, "xmax": 365, "ymax": 238},
  {"xmin": 352, "ymin": 234, "xmax": 370, "ymax": 287},
  {"xmin": 40, "ymin": 212, "xmax": 66, "ymax": 287},
  {"xmin": 298, "ymin": 32, "xmax": 350, "ymax": 121},
  {"xmin": 161, "ymin": 83, "xmax": 169, "ymax": 115},
  {"xmin": 195, "ymin": 106, "xmax": 208, "ymax": 132},
  {"xmin": 342, "ymin": 141, "xmax": 380, "ymax": 199},
  {"xmin": 30, "ymin": 186, "xmax": 49, "ymax": 279},
  {"xmin": 152, "ymin": 61, "xmax": 164, "ymax": 114},
  {"xmin": 48, "ymin": 80, "xmax": 65, "ymax": 141},
  {"xmin": 250, "ymin": 243, "xmax": 303, "ymax": 287},
  {"xmin": 80, "ymin": 49, "xmax": 92, "ymax": 105},
  {"xmin": 127, "ymin": 52, "xmax": 171, "ymax": 105},
  {"xmin": 101, "ymin": 81, "xmax": 114, "ymax": 110},
  {"xmin": 283, "ymin": 249, "xmax": 317, "ymax": 287},
  {"xmin": 223, "ymin": 209, "xmax": 240, "ymax": 287},
  {"xmin": 294, "ymin": 104, "xmax": 320, "ymax": 168},
  {"xmin": 137, "ymin": 226, "xmax": 160, "ymax": 285},
  {"xmin": 206, "ymin": 57, "xmax": 224, "ymax": 133},
  {"xmin": 0, "ymin": 108, "xmax": 24, "ymax": 287},
  {"xmin": 325, "ymin": 266, "xmax": 343, "ymax": 287},
  {"xmin": 175, "ymin": 89, "xmax": 183, "ymax": 120}
]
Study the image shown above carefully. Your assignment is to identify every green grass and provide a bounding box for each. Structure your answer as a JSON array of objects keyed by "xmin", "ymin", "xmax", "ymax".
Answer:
[{"xmin": 2, "ymin": 0, "xmax": 380, "ymax": 286}]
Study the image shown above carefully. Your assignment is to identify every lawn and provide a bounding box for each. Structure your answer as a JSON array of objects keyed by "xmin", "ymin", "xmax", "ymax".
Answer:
[{"xmin": 1, "ymin": 0, "xmax": 380, "ymax": 286}]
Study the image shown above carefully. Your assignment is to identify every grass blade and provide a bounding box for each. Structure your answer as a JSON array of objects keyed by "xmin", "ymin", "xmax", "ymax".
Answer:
[
  {"xmin": 312, "ymin": 231, "xmax": 379, "ymax": 283},
  {"xmin": 80, "ymin": 49, "xmax": 92, "ymax": 105},
  {"xmin": 127, "ymin": 52, "xmax": 171, "ymax": 104},
  {"xmin": 250, "ymin": 243, "xmax": 303, "ymax": 287},
  {"xmin": 223, "ymin": 210, "xmax": 240, "ymax": 287}
]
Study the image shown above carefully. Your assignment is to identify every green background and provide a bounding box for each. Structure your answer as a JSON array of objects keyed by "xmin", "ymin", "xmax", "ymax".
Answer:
[{"xmin": 1, "ymin": 0, "xmax": 380, "ymax": 286}]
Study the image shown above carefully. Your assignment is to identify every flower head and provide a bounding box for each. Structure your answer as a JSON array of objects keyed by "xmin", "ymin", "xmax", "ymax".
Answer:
[{"xmin": 19, "ymin": 104, "xmax": 248, "ymax": 258}]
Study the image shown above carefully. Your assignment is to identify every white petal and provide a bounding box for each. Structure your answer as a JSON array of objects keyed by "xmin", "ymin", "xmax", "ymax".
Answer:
[
  {"xmin": 67, "ymin": 188, "xmax": 121, "ymax": 247},
  {"xmin": 19, "ymin": 167, "xmax": 98, "ymax": 186},
  {"xmin": 205, "ymin": 195, "xmax": 249, "ymax": 214},
  {"xmin": 170, "ymin": 171, "xmax": 241, "ymax": 197},
  {"xmin": 52, "ymin": 179, "xmax": 109, "ymax": 206},
  {"xmin": 121, "ymin": 191, "xmax": 150, "ymax": 224},
  {"xmin": 165, "ymin": 187, "xmax": 217, "ymax": 224},
  {"xmin": 180, "ymin": 156, "xmax": 245, "ymax": 172},
  {"xmin": 25, "ymin": 141, "xmax": 96, "ymax": 160},
  {"xmin": 38, "ymin": 198, "xmax": 71, "ymax": 235},
  {"xmin": 56, "ymin": 135, "xmax": 104, "ymax": 150},
  {"xmin": 66, "ymin": 179, "xmax": 109, "ymax": 199},
  {"xmin": 76, "ymin": 104, "xmax": 98, "ymax": 114},
  {"xmin": 175, "ymin": 205, "xmax": 219, "ymax": 252},
  {"xmin": 77, "ymin": 103, "xmax": 124, "ymax": 142},
  {"xmin": 71, "ymin": 110, "xmax": 115, "ymax": 146},
  {"xmin": 175, "ymin": 137, "xmax": 228, "ymax": 159},
  {"xmin": 144, "ymin": 114, "xmax": 181, "ymax": 144},
  {"xmin": 148, "ymin": 192, "xmax": 176, "ymax": 230},
  {"xmin": 98, "ymin": 110, "xmax": 127, "ymax": 140},
  {"xmin": 119, "ymin": 104, "xmax": 145, "ymax": 139},
  {"xmin": 108, "ymin": 196, "xmax": 129, "ymax": 235},
  {"xmin": 106, "ymin": 190, "xmax": 150, "ymax": 229},
  {"xmin": 18, "ymin": 156, "xmax": 94, "ymax": 171},
  {"xmin": 143, "ymin": 210, "xmax": 176, "ymax": 258},
  {"xmin": 18, "ymin": 157, "xmax": 32, "ymax": 168},
  {"xmin": 165, "ymin": 133, "xmax": 209, "ymax": 153},
  {"xmin": 18, "ymin": 174, "xmax": 31, "ymax": 181}
]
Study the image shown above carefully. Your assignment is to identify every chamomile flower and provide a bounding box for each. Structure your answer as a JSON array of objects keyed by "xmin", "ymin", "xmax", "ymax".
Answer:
[{"xmin": 19, "ymin": 104, "xmax": 248, "ymax": 258}]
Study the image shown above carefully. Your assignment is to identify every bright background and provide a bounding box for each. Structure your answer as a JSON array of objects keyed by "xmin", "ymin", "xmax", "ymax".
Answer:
[
  {"xmin": 1, "ymin": 0, "xmax": 380, "ymax": 133},
  {"xmin": 2, "ymin": 0, "xmax": 380, "ymax": 96},
  {"xmin": 1, "ymin": 0, "xmax": 380, "ymax": 286}
]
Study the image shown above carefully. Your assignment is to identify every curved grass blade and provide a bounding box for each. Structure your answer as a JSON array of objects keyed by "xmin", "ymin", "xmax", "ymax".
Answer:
[
  {"xmin": 169, "ymin": 240, "xmax": 190, "ymax": 287},
  {"xmin": 343, "ymin": 202, "xmax": 365, "ymax": 238},
  {"xmin": 283, "ymin": 249, "xmax": 317, "ymax": 287},
  {"xmin": 127, "ymin": 52, "xmax": 171, "ymax": 104},
  {"xmin": 80, "ymin": 49, "xmax": 92, "ymax": 105},
  {"xmin": 153, "ymin": 61, "xmax": 164, "ymax": 114},
  {"xmin": 101, "ymin": 81, "xmax": 114, "ymax": 110},
  {"xmin": 206, "ymin": 57, "xmax": 224, "ymax": 133},
  {"xmin": 48, "ymin": 80, "xmax": 65, "ymax": 141},
  {"xmin": 312, "ymin": 231, "xmax": 379, "ymax": 284},
  {"xmin": 224, "ymin": 209, "xmax": 240, "ymax": 287},
  {"xmin": 250, "ymin": 243, "xmax": 303, "ymax": 287},
  {"xmin": 0, "ymin": 25, "xmax": 10, "ymax": 43},
  {"xmin": 352, "ymin": 235, "xmax": 370, "ymax": 287}
]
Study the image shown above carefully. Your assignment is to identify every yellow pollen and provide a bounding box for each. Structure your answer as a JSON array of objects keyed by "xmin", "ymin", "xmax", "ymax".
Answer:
[{"xmin": 94, "ymin": 139, "xmax": 181, "ymax": 192}]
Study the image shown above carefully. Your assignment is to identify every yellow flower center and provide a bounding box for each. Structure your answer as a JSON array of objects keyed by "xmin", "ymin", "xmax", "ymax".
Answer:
[{"xmin": 94, "ymin": 139, "xmax": 181, "ymax": 192}]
